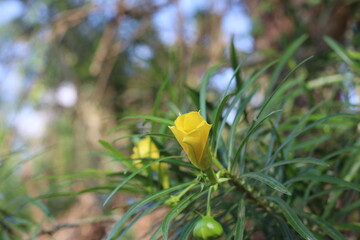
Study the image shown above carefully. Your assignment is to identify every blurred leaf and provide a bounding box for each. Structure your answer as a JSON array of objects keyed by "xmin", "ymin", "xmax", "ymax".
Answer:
[
  {"xmin": 228, "ymin": 88, "xmax": 258, "ymax": 159},
  {"xmin": 269, "ymin": 113, "xmax": 354, "ymax": 165},
  {"xmin": 264, "ymin": 196, "xmax": 317, "ymax": 240},
  {"xmin": 261, "ymin": 157, "xmax": 328, "ymax": 172},
  {"xmin": 107, "ymin": 182, "xmax": 194, "ymax": 240},
  {"xmin": 297, "ymin": 211, "xmax": 346, "ymax": 240},
  {"xmin": 267, "ymin": 34, "xmax": 308, "ymax": 96},
  {"xmin": 259, "ymin": 55, "xmax": 313, "ymax": 121},
  {"xmin": 161, "ymin": 190, "xmax": 206, "ymax": 240},
  {"xmin": 178, "ymin": 216, "xmax": 201, "ymax": 240},
  {"xmin": 185, "ymin": 86, "xmax": 201, "ymax": 109},
  {"xmin": 306, "ymin": 74, "xmax": 347, "ymax": 89},
  {"xmin": 332, "ymin": 222, "xmax": 360, "ymax": 232},
  {"xmin": 331, "ymin": 199, "xmax": 360, "ymax": 219},
  {"xmin": 324, "ymin": 36, "xmax": 360, "ymax": 70},
  {"xmin": 118, "ymin": 201, "xmax": 163, "ymax": 239},
  {"xmin": 153, "ymin": 75, "xmax": 170, "ymax": 117},
  {"xmin": 150, "ymin": 225, "xmax": 162, "ymax": 240},
  {"xmin": 242, "ymin": 172, "xmax": 291, "ymax": 195},
  {"xmin": 285, "ymin": 175, "xmax": 360, "ymax": 192},
  {"xmin": 232, "ymin": 110, "xmax": 282, "ymax": 172},
  {"xmin": 121, "ymin": 115, "xmax": 173, "ymax": 126},
  {"xmin": 103, "ymin": 156, "xmax": 178, "ymax": 206},
  {"xmin": 112, "ymin": 133, "xmax": 175, "ymax": 144},
  {"xmin": 200, "ymin": 63, "xmax": 223, "ymax": 120},
  {"xmin": 276, "ymin": 216, "xmax": 298, "ymax": 240},
  {"xmin": 230, "ymin": 36, "xmax": 243, "ymax": 90},
  {"xmin": 98, "ymin": 140, "xmax": 126, "ymax": 160},
  {"xmin": 234, "ymin": 198, "xmax": 245, "ymax": 240}
]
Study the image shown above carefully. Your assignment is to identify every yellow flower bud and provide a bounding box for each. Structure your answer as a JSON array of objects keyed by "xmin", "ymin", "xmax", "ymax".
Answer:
[{"xmin": 169, "ymin": 111, "xmax": 212, "ymax": 171}]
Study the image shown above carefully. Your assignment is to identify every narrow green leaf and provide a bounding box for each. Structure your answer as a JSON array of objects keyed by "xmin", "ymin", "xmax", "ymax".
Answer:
[
  {"xmin": 214, "ymin": 62, "xmax": 265, "ymax": 154},
  {"xmin": 297, "ymin": 211, "xmax": 346, "ymax": 240},
  {"xmin": 260, "ymin": 157, "xmax": 328, "ymax": 172},
  {"xmin": 162, "ymin": 190, "xmax": 207, "ymax": 240},
  {"xmin": 230, "ymin": 35, "xmax": 242, "ymax": 90},
  {"xmin": 259, "ymin": 55, "xmax": 313, "ymax": 121},
  {"xmin": 149, "ymin": 225, "xmax": 162, "ymax": 240},
  {"xmin": 121, "ymin": 115, "xmax": 173, "ymax": 126},
  {"xmin": 332, "ymin": 222, "xmax": 360, "ymax": 232},
  {"xmin": 103, "ymin": 156, "xmax": 178, "ymax": 206},
  {"xmin": 161, "ymin": 158, "xmax": 196, "ymax": 169},
  {"xmin": 324, "ymin": 36, "xmax": 360, "ymax": 69},
  {"xmin": 228, "ymin": 88, "xmax": 258, "ymax": 158},
  {"xmin": 275, "ymin": 216, "xmax": 297, "ymax": 240},
  {"xmin": 264, "ymin": 196, "xmax": 317, "ymax": 240},
  {"xmin": 212, "ymin": 91, "xmax": 236, "ymax": 142},
  {"xmin": 332, "ymin": 199, "xmax": 360, "ymax": 218},
  {"xmin": 98, "ymin": 140, "xmax": 126, "ymax": 160},
  {"xmin": 321, "ymin": 145, "xmax": 360, "ymax": 161},
  {"xmin": 289, "ymin": 135, "xmax": 330, "ymax": 152},
  {"xmin": 214, "ymin": 90, "xmax": 243, "ymax": 152},
  {"xmin": 118, "ymin": 201, "xmax": 163, "ymax": 239},
  {"xmin": 285, "ymin": 175, "xmax": 360, "ymax": 192},
  {"xmin": 113, "ymin": 133, "xmax": 175, "ymax": 143},
  {"xmin": 153, "ymin": 75, "xmax": 169, "ymax": 117},
  {"xmin": 106, "ymin": 182, "xmax": 193, "ymax": 240},
  {"xmin": 8, "ymin": 196, "xmax": 50, "ymax": 216},
  {"xmin": 307, "ymin": 186, "xmax": 347, "ymax": 201},
  {"xmin": 267, "ymin": 34, "xmax": 308, "ymax": 95},
  {"xmin": 178, "ymin": 216, "xmax": 201, "ymax": 240},
  {"xmin": 306, "ymin": 74, "xmax": 347, "ymax": 89},
  {"xmin": 200, "ymin": 63, "xmax": 223, "ymax": 120},
  {"xmin": 242, "ymin": 172, "xmax": 291, "ymax": 195},
  {"xmin": 185, "ymin": 86, "xmax": 201, "ymax": 109},
  {"xmin": 232, "ymin": 110, "xmax": 282, "ymax": 172},
  {"xmin": 234, "ymin": 198, "xmax": 245, "ymax": 240},
  {"xmin": 269, "ymin": 113, "xmax": 353, "ymax": 165}
]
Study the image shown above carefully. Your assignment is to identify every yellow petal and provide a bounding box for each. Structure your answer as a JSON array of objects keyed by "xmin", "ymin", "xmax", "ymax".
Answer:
[
  {"xmin": 136, "ymin": 136, "xmax": 160, "ymax": 159},
  {"xmin": 169, "ymin": 126, "xmax": 188, "ymax": 153},
  {"xmin": 175, "ymin": 111, "xmax": 204, "ymax": 133},
  {"xmin": 131, "ymin": 136, "xmax": 160, "ymax": 161},
  {"xmin": 182, "ymin": 136, "xmax": 200, "ymax": 168},
  {"xmin": 183, "ymin": 122, "xmax": 212, "ymax": 170}
]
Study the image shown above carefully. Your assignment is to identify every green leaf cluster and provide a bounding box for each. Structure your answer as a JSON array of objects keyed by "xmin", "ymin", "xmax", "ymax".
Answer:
[{"xmin": 88, "ymin": 36, "xmax": 359, "ymax": 239}]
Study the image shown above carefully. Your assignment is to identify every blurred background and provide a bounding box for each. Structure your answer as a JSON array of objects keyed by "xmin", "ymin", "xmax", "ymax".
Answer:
[{"xmin": 0, "ymin": 0, "xmax": 359, "ymax": 239}]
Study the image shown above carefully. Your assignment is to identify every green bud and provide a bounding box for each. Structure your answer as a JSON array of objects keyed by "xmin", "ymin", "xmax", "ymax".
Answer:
[
  {"xmin": 193, "ymin": 216, "xmax": 223, "ymax": 239},
  {"xmin": 164, "ymin": 195, "xmax": 180, "ymax": 207}
]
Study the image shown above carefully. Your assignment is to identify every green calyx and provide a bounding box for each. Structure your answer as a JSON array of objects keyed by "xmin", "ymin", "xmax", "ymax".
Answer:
[{"xmin": 193, "ymin": 216, "xmax": 224, "ymax": 239}]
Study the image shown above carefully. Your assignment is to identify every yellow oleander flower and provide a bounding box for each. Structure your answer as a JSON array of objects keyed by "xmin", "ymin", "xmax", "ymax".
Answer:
[
  {"xmin": 169, "ymin": 111, "xmax": 212, "ymax": 170},
  {"xmin": 131, "ymin": 136, "xmax": 160, "ymax": 161},
  {"xmin": 131, "ymin": 136, "xmax": 169, "ymax": 189}
]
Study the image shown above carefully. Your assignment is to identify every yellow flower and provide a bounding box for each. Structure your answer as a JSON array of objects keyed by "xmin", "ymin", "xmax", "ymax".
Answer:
[
  {"xmin": 131, "ymin": 136, "xmax": 160, "ymax": 161},
  {"xmin": 169, "ymin": 111, "xmax": 212, "ymax": 170},
  {"xmin": 131, "ymin": 136, "xmax": 169, "ymax": 189}
]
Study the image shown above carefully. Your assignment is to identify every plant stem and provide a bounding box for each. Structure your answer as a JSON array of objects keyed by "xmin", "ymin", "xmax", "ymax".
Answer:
[
  {"xmin": 205, "ymin": 168, "xmax": 218, "ymax": 185},
  {"xmin": 177, "ymin": 182, "xmax": 197, "ymax": 198},
  {"xmin": 229, "ymin": 175, "xmax": 272, "ymax": 213},
  {"xmin": 206, "ymin": 186, "xmax": 213, "ymax": 216},
  {"xmin": 212, "ymin": 155, "xmax": 225, "ymax": 170}
]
